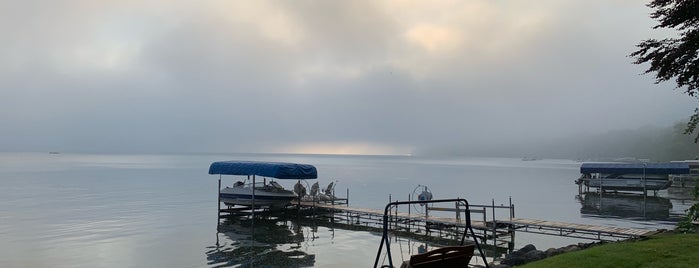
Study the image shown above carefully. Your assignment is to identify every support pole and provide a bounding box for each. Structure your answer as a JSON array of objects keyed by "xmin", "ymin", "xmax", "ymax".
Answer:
[
  {"xmin": 492, "ymin": 199, "xmax": 497, "ymax": 255},
  {"xmin": 250, "ymin": 175, "xmax": 255, "ymax": 216},
  {"xmin": 408, "ymin": 193, "xmax": 411, "ymax": 231},
  {"xmin": 509, "ymin": 196, "xmax": 515, "ymax": 253},
  {"xmin": 599, "ymin": 173, "xmax": 603, "ymax": 198},
  {"xmin": 643, "ymin": 163, "xmax": 647, "ymax": 197},
  {"xmin": 218, "ymin": 175, "xmax": 221, "ymax": 221},
  {"xmin": 455, "ymin": 200, "xmax": 460, "ymax": 221},
  {"xmin": 297, "ymin": 180, "xmax": 301, "ymax": 208}
]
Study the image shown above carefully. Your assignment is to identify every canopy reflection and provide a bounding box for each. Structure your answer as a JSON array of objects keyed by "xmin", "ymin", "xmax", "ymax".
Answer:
[
  {"xmin": 578, "ymin": 192, "xmax": 672, "ymax": 220},
  {"xmin": 207, "ymin": 215, "xmax": 316, "ymax": 267}
]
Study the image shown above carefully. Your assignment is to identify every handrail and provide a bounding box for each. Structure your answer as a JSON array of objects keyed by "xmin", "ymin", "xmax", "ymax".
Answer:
[{"xmin": 373, "ymin": 198, "xmax": 489, "ymax": 268}]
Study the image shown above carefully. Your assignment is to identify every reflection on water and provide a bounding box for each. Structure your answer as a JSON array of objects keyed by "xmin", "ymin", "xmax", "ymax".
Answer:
[
  {"xmin": 578, "ymin": 192, "xmax": 673, "ymax": 220},
  {"xmin": 207, "ymin": 215, "xmax": 316, "ymax": 267},
  {"xmin": 205, "ymin": 213, "xmax": 467, "ymax": 268},
  {"xmin": 4, "ymin": 153, "xmax": 694, "ymax": 267}
]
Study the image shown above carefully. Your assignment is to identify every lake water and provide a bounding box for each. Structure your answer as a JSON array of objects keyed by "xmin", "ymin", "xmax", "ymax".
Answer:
[{"xmin": 1, "ymin": 152, "xmax": 693, "ymax": 267}]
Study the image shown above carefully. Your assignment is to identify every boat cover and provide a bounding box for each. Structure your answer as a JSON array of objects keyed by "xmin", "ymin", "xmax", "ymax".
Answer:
[
  {"xmin": 209, "ymin": 161, "xmax": 318, "ymax": 179},
  {"xmin": 580, "ymin": 163, "xmax": 689, "ymax": 175}
]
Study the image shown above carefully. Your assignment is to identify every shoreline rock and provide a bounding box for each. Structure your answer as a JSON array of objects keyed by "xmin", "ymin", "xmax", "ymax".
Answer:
[{"xmin": 493, "ymin": 241, "xmax": 606, "ymax": 267}]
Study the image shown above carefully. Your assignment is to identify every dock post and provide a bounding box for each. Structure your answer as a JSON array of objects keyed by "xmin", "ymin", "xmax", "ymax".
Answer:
[
  {"xmin": 408, "ymin": 194, "xmax": 411, "ymax": 232},
  {"xmin": 218, "ymin": 175, "xmax": 221, "ymax": 221},
  {"xmin": 599, "ymin": 175, "xmax": 603, "ymax": 199},
  {"xmin": 251, "ymin": 175, "xmax": 255, "ymax": 218},
  {"xmin": 346, "ymin": 188, "xmax": 349, "ymax": 206},
  {"xmin": 492, "ymin": 199, "xmax": 497, "ymax": 256},
  {"xmin": 509, "ymin": 196, "xmax": 515, "ymax": 254},
  {"xmin": 578, "ymin": 182, "xmax": 582, "ymax": 194},
  {"xmin": 643, "ymin": 163, "xmax": 647, "ymax": 197},
  {"xmin": 424, "ymin": 198, "xmax": 429, "ymax": 234},
  {"xmin": 394, "ymin": 200, "xmax": 398, "ymax": 230},
  {"xmin": 509, "ymin": 196, "xmax": 514, "ymax": 220},
  {"xmin": 296, "ymin": 180, "xmax": 301, "ymax": 209},
  {"xmin": 388, "ymin": 194, "xmax": 393, "ymax": 229},
  {"xmin": 455, "ymin": 200, "xmax": 460, "ymax": 221}
]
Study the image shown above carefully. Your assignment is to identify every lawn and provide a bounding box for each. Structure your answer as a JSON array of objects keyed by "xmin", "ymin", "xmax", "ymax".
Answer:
[{"xmin": 520, "ymin": 233, "xmax": 699, "ymax": 268}]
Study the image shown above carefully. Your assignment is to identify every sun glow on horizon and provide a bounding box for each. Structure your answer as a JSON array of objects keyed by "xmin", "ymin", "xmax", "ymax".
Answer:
[{"xmin": 276, "ymin": 142, "xmax": 412, "ymax": 156}]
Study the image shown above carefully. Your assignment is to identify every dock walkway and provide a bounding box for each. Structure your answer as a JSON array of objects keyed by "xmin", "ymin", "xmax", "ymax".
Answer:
[
  {"xmin": 295, "ymin": 201, "xmax": 656, "ymax": 242},
  {"xmin": 298, "ymin": 201, "xmax": 488, "ymax": 229},
  {"xmin": 499, "ymin": 218, "xmax": 656, "ymax": 240}
]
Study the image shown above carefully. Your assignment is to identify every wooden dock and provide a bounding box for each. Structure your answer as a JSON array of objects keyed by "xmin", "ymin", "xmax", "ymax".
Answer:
[
  {"xmin": 293, "ymin": 201, "xmax": 657, "ymax": 242},
  {"xmin": 499, "ymin": 218, "xmax": 657, "ymax": 241},
  {"xmin": 217, "ymin": 197, "xmax": 659, "ymax": 263}
]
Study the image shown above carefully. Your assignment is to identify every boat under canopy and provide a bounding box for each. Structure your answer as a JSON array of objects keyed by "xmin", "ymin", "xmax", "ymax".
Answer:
[
  {"xmin": 209, "ymin": 161, "xmax": 318, "ymax": 179},
  {"xmin": 209, "ymin": 161, "xmax": 318, "ymax": 209},
  {"xmin": 577, "ymin": 162, "xmax": 690, "ymax": 193}
]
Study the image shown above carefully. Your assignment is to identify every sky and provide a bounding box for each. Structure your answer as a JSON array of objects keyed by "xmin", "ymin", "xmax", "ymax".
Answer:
[{"xmin": 0, "ymin": 0, "xmax": 696, "ymax": 155}]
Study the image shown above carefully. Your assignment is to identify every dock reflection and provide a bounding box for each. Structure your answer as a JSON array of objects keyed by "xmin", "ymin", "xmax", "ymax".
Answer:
[
  {"xmin": 577, "ymin": 192, "xmax": 672, "ymax": 220},
  {"xmin": 206, "ymin": 215, "xmax": 316, "ymax": 267}
]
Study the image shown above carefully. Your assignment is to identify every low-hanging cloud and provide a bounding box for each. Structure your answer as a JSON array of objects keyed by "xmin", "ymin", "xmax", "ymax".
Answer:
[{"xmin": 0, "ymin": 0, "xmax": 694, "ymax": 155}]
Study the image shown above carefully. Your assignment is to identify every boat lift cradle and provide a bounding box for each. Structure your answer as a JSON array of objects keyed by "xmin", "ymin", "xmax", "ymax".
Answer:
[{"xmin": 373, "ymin": 198, "xmax": 489, "ymax": 268}]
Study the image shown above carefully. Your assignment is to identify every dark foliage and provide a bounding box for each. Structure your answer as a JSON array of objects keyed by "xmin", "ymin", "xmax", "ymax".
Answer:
[{"xmin": 631, "ymin": 0, "xmax": 699, "ymax": 140}]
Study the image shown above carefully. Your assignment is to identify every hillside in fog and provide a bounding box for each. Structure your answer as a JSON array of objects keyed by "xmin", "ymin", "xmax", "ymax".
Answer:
[{"xmin": 415, "ymin": 121, "xmax": 699, "ymax": 161}]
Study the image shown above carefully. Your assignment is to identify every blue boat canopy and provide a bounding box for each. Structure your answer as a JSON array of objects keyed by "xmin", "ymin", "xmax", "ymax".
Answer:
[
  {"xmin": 580, "ymin": 163, "xmax": 689, "ymax": 175},
  {"xmin": 208, "ymin": 161, "xmax": 318, "ymax": 180}
]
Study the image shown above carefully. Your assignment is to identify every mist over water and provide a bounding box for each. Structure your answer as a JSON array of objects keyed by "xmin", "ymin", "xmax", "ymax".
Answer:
[{"xmin": 1, "ymin": 152, "xmax": 692, "ymax": 267}]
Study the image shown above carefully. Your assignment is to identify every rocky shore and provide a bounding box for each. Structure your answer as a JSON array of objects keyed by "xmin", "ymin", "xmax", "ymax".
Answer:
[{"xmin": 490, "ymin": 241, "xmax": 606, "ymax": 267}]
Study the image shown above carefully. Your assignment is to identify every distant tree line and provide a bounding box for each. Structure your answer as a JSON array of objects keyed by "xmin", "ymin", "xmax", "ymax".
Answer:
[
  {"xmin": 574, "ymin": 122, "xmax": 699, "ymax": 162},
  {"xmin": 416, "ymin": 121, "xmax": 699, "ymax": 162}
]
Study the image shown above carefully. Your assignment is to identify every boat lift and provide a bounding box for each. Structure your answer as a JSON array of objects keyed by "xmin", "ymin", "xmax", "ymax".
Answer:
[
  {"xmin": 209, "ymin": 160, "xmax": 318, "ymax": 219},
  {"xmin": 374, "ymin": 198, "xmax": 489, "ymax": 268}
]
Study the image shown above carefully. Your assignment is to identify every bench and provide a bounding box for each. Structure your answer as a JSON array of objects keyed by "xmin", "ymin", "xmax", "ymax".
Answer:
[{"xmin": 400, "ymin": 244, "xmax": 475, "ymax": 268}]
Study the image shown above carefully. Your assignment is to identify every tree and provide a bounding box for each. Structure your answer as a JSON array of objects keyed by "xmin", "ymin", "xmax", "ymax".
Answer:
[{"xmin": 630, "ymin": 0, "xmax": 699, "ymax": 141}]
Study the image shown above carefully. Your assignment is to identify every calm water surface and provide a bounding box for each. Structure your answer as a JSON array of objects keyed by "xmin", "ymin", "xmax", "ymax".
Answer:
[{"xmin": 0, "ymin": 153, "xmax": 692, "ymax": 267}]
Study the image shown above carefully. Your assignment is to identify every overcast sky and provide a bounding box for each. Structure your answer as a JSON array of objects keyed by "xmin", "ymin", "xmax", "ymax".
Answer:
[{"xmin": 0, "ymin": 0, "xmax": 695, "ymax": 155}]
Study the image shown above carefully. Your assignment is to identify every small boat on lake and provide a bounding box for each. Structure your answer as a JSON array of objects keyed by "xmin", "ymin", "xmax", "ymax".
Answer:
[
  {"xmin": 576, "ymin": 163, "xmax": 689, "ymax": 192},
  {"xmin": 209, "ymin": 161, "xmax": 318, "ymax": 208}
]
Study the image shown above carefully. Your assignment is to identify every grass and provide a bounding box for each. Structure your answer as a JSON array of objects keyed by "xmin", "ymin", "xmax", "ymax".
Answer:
[{"xmin": 520, "ymin": 233, "xmax": 699, "ymax": 268}]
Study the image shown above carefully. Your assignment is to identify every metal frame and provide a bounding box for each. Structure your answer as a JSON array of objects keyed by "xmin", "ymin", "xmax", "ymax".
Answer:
[{"xmin": 373, "ymin": 198, "xmax": 489, "ymax": 268}]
